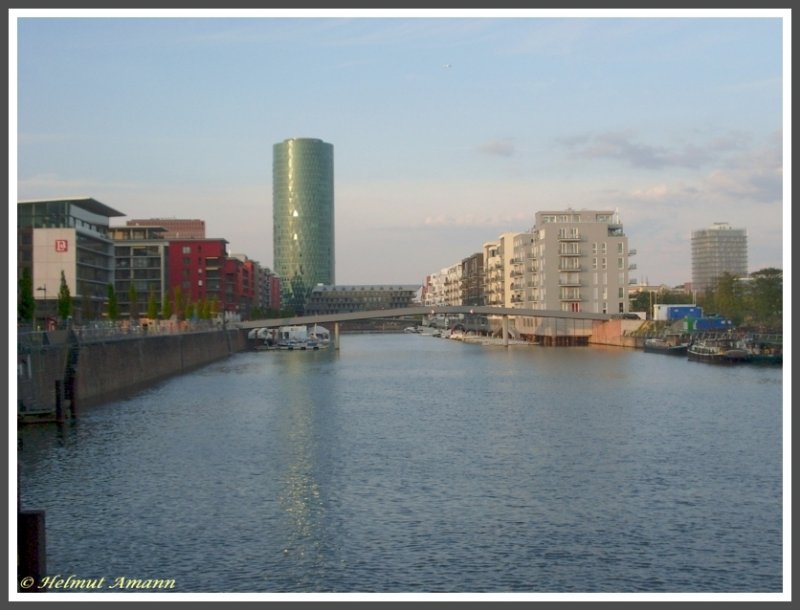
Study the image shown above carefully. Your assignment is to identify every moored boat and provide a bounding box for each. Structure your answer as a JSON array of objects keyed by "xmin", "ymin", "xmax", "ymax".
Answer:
[
  {"xmin": 687, "ymin": 339, "xmax": 752, "ymax": 364},
  {"xmin": 643, "ymin": 336, "xmax": 691, "ymax": 355},
  {"xmin": 741, "ymin": 337, "xmax": 782, "ymax": 365},
  {"xmin": 251, "ymin": 325, "xmax": 331, "ymax": 351}
]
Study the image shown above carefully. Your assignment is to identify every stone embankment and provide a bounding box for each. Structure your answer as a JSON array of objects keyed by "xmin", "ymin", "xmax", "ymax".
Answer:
[{"xmin": 17, "ymin": 328, "xmax": 248, "ymax": 419}]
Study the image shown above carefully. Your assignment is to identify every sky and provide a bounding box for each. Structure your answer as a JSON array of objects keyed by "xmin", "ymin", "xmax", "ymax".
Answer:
[{"xmin": 12, "ymin": 9, "xmax": 789, "ymax": 288}]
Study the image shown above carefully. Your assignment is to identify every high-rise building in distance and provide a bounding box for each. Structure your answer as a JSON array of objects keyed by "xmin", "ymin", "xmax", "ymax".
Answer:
[
  {"xmin": 272, "ymin": 138, "xmax": 335, "ymax": 314},
  {"xmin": 691, "ymin": 222, "xmax": 748, "ymax": 294}
]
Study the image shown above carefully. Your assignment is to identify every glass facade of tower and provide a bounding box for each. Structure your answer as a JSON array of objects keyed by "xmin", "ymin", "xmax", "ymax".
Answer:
[{"xmin": 272, "ymin": 138, "xmax": 335, "ymax": 314}]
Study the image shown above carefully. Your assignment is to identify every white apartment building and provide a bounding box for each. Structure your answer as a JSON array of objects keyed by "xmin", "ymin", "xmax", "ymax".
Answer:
[
  {"xmin": 424, "ymin": 268, "xmax": 449, "ymax": 307},
  {"xmin": 482, "ymin": 233, "xmax": 520, "ymax": 308},
  {"xmin": 443, "ymin": 262, "xmax": 463, "ymax": 306},
  {"xmin": 483, "ymin": 240, "xmax": 502, "ymax": 306},
  {"xmin": 514, "ymin": 209, "xmax": 632, "ymax": 314}
]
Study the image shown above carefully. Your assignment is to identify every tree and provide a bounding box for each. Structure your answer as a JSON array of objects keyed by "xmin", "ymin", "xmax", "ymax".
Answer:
[
  {"xmin": 128, "ymin": 282, "xmax": 139, "ymax": 320},
  {"xmin": 200, "ymin": 298, "xmax": 211, "ymax": 319},
  {"xmin": 173, "ymin": 286, "xmax": 186, "ymax": 321},
  {"xmin": 695, "ymin": 268, "xmax": 783, "ymax": 332},
  {"xmin": 747, "ymin": 267, "xmax": 782, "ymax": 331},
  {"xmin": 147, "ymin": 288, "xmax": 159, "ymax": 319},
  {"xmin": 209, "ymin": 297, "xmax": 220, "ymax": 319},
  {"xmin": 57, "ymin": 270, "xmax": 72, "ymax": 322},
  {"xmin": 713, "ymin": 272, "xmax": 745, "ymax": 325},
  {"xmin": 162, "ymin": 296, "xmax": 173, "ymax": 320},
  {"xmin": 18, "ymin": 267, "xmax": 35, "ymax": 323},
  {"xmin": 106, "ymin": 283, "xmax": 119, "ymax": 320}
]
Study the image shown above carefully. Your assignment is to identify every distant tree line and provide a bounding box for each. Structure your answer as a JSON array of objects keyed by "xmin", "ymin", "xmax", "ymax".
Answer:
[
  {"xmin": 696, "ymin": 268, "xmax": 782, "ymax": 332},
  {"xmin": 629, "ymin": 267, "xmax": 782, "ymax": 332}
]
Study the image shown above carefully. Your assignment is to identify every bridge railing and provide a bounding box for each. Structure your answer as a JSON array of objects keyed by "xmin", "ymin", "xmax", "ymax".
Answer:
[{"xmin": 18, "ymin": 319, "xmax": 227, "ymax": 347}]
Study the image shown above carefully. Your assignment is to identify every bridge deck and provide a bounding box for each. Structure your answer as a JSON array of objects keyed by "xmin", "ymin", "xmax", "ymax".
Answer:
[{"xmin": 239, "ymin": 306, "xmax": 613, "ymax": 330}]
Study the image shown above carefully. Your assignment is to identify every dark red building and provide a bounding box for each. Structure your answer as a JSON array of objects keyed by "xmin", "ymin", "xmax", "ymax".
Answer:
[
  {"xmin": 166, "ymin": 238, "xmax": 227, "ymax": 315},
  {"xmin": 224, "ymin": 255, "xmax": 257, "ymax": 317}
]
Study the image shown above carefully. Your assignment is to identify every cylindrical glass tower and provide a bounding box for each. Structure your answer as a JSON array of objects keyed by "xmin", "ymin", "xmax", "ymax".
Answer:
[{"xmin": 272, "ymin": 138, "xmax": 335, "ymax": 315}]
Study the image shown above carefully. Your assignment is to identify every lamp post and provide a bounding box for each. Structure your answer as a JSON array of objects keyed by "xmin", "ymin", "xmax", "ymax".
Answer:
[{"xmin": 36, "ymin": 285, "xmax": 46, "ymax": 330}]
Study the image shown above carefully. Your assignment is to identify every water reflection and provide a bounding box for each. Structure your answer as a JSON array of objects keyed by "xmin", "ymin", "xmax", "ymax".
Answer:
[{"xmin": 269, "ymin": 352, "xmax": 338, "ymax": 590}]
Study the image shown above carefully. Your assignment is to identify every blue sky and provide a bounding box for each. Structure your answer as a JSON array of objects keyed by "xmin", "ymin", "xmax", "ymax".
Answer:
[{"xmin": 13, "ymin": 10, "xmax": 788, "ymax": 287}]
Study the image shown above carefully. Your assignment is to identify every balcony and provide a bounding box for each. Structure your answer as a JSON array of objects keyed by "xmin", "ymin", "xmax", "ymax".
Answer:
[
  {"xmin": 558, "ymin": 250, "xmax": 582, "ymax": 256},
  {"xmin": 558, "ymin": 279, "xmax": 582, "ymax": 287},
  {"xmin": 628, "ymin": 263, "xmax": 637, "ymax": 270},
  {"xmin": 628, "ymin": 248, "xmax": 637, "ymax": 256},
  {"xmin": 558, "ymin": 265, "xmax": 582, "ymax": 272}
]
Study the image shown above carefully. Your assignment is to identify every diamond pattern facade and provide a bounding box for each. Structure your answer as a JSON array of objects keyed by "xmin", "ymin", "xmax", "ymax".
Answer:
[{"xmin": 272, "ymin": 138, "xmax": 335, "ymax": 314}]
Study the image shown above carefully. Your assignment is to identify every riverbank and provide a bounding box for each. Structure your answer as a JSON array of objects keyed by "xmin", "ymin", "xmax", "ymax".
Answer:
[{"xmin": 17, "ymin": 328, "xmax": 248, "ymax": 421}]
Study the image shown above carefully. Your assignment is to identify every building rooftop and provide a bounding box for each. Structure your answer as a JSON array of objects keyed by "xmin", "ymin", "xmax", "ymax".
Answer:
[{"xmin": 18, "ymin": 196, "xmax": 125, "ymax": 218}]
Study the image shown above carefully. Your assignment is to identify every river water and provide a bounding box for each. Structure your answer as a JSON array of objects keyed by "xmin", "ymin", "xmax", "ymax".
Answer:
[{"xmin": 17, "ymin": 334, "xmax": 784, "ymax": 595}]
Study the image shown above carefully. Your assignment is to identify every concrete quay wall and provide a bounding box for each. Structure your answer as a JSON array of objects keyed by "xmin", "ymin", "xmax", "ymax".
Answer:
[
  {"xmin": 587, "ymin": 319, "xmax": 643, "ymax": 349},
  {"xmin": 18, "ymin": 329, "xmax": 248, "ymax": 415},
  {"xmin": 75, "ymin": 329, "xmax": 248, "ymax": 408}
]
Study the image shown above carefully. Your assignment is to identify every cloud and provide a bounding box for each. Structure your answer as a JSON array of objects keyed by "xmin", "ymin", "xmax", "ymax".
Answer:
[
  {"xmin": 477, "ymin": 138, "xmax": 516, "ymax": 158},
  {"xmin": 557, "ymin": 130, "xmax": 751, "ymax": 170},
  {"xmin": 630, "ymin": 184, "xmax": 669, "ymax": 200},
  {"xmin": 422, "ymin": 211, "xmax": 530, "ymax": 228}
]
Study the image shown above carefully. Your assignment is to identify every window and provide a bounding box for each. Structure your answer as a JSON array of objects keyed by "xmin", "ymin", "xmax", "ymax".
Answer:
[
  {"xmin": 617, "ymin": 242, "xmax": 624, "ymax": 254},
  {"xmin": 182, "ymin": 246, "xmax": 191, "ymax": 254}
]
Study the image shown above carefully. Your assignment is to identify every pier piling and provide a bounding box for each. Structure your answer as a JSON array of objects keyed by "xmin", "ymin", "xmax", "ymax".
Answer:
[{"xmin": 18, "ymin": 510, "xmax": 46, "ymax": 593}]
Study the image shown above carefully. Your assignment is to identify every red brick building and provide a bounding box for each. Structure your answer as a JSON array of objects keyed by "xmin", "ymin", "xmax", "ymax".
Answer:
[
  {"xmin": 224, "ymin": 255, "xmax": 257, "ymax": 317},
  {"xmin": 166, "ymin": 238, "xmax": 227, "ymax": 315}
]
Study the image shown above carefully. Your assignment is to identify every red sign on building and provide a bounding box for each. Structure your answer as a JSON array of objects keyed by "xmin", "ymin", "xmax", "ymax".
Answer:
[{"xmin": 55, "ymin": 239, "xmax": 68, "ymax": 252}]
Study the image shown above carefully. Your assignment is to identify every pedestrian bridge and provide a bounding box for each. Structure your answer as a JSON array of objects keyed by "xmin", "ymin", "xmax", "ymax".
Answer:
[
  {"xmin": 239, "ymin": 305, "xmax": 613, "ymax": 330},
  {"xmin": 240, "ymin": 306, "xmax": 618, "ymax": 348}
]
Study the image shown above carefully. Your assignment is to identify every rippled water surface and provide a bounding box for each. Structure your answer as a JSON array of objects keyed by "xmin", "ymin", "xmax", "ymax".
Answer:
[{"xmin": 18, "ymin": 334, "xmax": 784, "ymax": 593}]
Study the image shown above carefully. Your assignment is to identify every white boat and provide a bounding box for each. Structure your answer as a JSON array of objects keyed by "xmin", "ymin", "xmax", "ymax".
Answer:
[
  {"xmin": 308, "ymin": 324, "xmax": 331, "ymax": 346},
  {"xmin": 687, "ymin": 339, "xmax": 752, "ymax": 364},
  {"xmin": 253, "ymin": 325, "xmax": 330, "ymax": 351}
]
